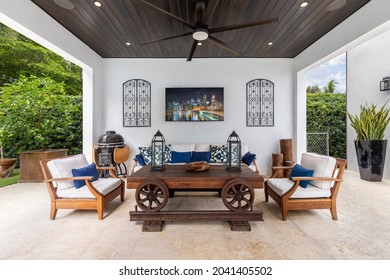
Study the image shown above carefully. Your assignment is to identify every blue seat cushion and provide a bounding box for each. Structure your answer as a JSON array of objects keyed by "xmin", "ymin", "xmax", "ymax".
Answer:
[
  {"xmin": 71, "ymin": 163, "xmax": 99, "ymax": 189},
  {"xmin": 289, "ymin": 164, "xmax": 315, "ymax": 188}
]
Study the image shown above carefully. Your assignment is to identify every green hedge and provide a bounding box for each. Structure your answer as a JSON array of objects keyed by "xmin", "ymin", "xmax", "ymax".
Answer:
[{"xmin": 306, "ymin": 93, "xmax": 347, "ymax": 159}]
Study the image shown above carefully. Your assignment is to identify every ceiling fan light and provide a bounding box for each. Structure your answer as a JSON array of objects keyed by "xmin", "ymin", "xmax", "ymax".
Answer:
[
  {"xmin": 197, "ymin": 42, "xmax": 202, "ymax": 46},
  {"xmin": 192, "ymin": 29, "xmax": 209, "ymax": 41}
]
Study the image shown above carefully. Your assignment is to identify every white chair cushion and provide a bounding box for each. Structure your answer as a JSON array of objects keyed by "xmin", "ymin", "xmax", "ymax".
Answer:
[
  {"xmin": 195, "ymin": 143, "xmax": 211, "ymax": 152},
  {"xmin": 57, "ymin": 178, "xmax": 122, "ymax": 198},
  {"xmin": 171, "ymin": 144, "xmax": 195, "ymax": 152},
  {"xmin": 47, "ymin": 154, "xmax": 89, "ymax": 190},
  {"xmin": 300, "ymin": 153, "xmax": 336, "ymax": 189},
  {"xmin": 267, "ymin": 178, "xmax": 331, "ymax": 198}
]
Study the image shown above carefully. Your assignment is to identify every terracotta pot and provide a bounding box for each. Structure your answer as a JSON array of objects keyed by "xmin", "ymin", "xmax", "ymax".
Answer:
[{"xmin": 0, "ymin": 158, "xmax": 17, "ymax": 178}]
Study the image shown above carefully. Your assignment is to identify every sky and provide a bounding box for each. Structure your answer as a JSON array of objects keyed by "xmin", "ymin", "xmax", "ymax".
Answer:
[{"xmin": 306, "ymin": 53, "xmax": 346, "ymax": 93}]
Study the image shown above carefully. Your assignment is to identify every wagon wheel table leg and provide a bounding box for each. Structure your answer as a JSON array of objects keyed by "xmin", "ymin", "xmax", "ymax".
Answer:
[
  {"xmin": 221, "ymin": 178, "xmax": 255, "ymax": 231},
  {"xmin": 135, "ymin": 178, "xmax": 169, "ymax": 231}
]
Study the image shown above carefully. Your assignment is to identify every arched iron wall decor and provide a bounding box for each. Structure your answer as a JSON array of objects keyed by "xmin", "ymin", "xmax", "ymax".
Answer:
[
  {"xmin": 246, "ymin": 79, "xmax": 274, "ymax": 127},
  {"xmin": 123, "ymin": 79, "xmax": 151, "ymax": 127}
]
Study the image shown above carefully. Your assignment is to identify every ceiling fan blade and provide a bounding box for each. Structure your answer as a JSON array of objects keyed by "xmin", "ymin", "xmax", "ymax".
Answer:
[
  {"xmin": 186, "ymin": 40, "xmax": 198, "ymax": 62},
  {"xmin": 208, "ymin": 35, "xmax": 241, "ymax": 56},
  {"xmin": 140, "ymin": 31, "xmax": 193, "ymax": 45},
  {"xmin": 203, "ymin": 0, "xmax": 220, "ymax": 26},
  {"xmin": 208, "ymin": 17, "xmax": 278, "ymax": 34},
  {"xmin": 137, "ymin": 0, "xmax": 196, "ymax": 29}
]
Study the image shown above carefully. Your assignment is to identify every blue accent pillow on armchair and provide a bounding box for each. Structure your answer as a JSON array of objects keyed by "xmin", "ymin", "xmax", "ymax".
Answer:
[
  {"xmin": 72, "ymin": 163, "xmax": 99, "ymax": 189},
  {"xmin": 171, "ymin": 151, "xmax": 191, "ymax": 163},
  {"xmin": 191, "ymin": 151, "xmax": 211, "ymax": 162},
  {"xmin": 289, "ymin": 164, "xmax": 314, "ymax": 188}
]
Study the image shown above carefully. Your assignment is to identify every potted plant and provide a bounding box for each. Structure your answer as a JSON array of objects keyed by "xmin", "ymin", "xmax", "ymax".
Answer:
[
  {"xmin": 348, "ymin": 100, "xmax": 390, "ymax": 181},
  {"xmin": 0, "ymin": 131, "xmax": 17, "ymax": 178}
]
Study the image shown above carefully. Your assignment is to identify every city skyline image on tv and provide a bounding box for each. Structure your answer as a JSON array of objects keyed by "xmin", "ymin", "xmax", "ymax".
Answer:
[{"xmin": 165, "ymin": 87, "xmax": 224, "ymax": 122}]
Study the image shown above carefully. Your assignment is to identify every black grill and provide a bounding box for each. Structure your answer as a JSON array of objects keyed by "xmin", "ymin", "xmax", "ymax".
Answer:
[{"xmin": 96, "ymin": 131, "xmax": 125, "ymax": 167}]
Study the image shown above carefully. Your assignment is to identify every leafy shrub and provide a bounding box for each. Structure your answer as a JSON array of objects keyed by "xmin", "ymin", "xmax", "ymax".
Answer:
[{"xmin": 306, "ymin": 93, "xmax": 347, "ymax": 159}]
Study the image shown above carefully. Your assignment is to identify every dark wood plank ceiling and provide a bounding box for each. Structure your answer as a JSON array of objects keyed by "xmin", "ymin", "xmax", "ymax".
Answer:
[{"xmin": 31, "ymin": 0, "xmax": 371, "ymax": 59}]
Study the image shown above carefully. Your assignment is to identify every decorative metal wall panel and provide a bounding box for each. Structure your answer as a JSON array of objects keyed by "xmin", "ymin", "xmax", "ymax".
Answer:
[
  {"xmin": 123, "ymin": 79, "xmax": 151, "ymax": 127},
  {"xmin": 246, "ymin": 79, "xmax": 274, "ymax": 127}
]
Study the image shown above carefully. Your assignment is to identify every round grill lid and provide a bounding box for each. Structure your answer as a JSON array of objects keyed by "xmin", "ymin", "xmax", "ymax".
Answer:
[{"xmin": 98, "ymin": 131, "xmax": 124, "ymax": 146}]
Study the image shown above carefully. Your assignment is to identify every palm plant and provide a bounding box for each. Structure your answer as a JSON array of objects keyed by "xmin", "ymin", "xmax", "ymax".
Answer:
[{"xmin": 348, "ymin": 100, "xmax": 390, "ymax": 140}]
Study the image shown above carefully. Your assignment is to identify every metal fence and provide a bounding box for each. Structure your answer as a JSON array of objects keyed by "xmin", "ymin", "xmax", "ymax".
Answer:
[{"xmin": 307, "ymin": 132, "xmax": 329, "ymax": 156}]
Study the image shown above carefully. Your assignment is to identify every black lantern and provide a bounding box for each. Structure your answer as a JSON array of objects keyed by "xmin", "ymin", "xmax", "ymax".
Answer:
[
  {"xmin": 151, "ymin": 130, "xmax": 166, "ymax": 172},
  {"xmin": 226, "ymin": 130, "xmax": 242, "ymax": 172}
]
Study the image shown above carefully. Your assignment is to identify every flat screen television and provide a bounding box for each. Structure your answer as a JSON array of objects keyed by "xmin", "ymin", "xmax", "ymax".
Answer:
[{"xmin": 165, "ymin": 87, "xmax": 224, "ymax": 122}]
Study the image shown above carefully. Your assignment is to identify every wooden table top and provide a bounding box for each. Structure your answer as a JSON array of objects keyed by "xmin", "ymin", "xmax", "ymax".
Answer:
[{"xmin": 127, "ymin": 164, "xmax": 264, "ymax": 190}]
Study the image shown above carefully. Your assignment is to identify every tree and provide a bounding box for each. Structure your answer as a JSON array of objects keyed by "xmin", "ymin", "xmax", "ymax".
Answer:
[
  {"xmin": 0, "ymin": 22, "xmax": 81, "ymax": 96},
  {"xmin": 306, "ymin": 85, "xmax": 322, "ymax": 94},
  {"xmin": 0, "ymin": 76, "xmax": 82, "ymax": 158},
  {"xmin": 322, "ymin": 80, "xmax": 338, "ymax": 93}
]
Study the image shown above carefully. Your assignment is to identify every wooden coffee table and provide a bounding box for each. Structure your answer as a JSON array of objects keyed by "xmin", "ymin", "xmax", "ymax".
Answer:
[{"xmin": 127, "ymin": 165, "xmax": 264, "ymax": 231}]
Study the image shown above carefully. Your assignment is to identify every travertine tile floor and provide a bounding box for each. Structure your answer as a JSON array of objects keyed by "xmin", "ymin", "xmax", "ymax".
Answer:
[{"xmin": 0, "ymin": 170, "xmax": 389, "ymax": 260}]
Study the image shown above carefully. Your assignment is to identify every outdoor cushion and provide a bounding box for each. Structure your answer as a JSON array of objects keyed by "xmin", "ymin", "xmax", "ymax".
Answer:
[
  {"xmin": 56, "ymin": 178, "xmax": 122, "ymax": 199},
  {"xmin": 191, "ymin": 151, "xmax": 211, "ymax": 162},
  {"xmin": 267, "ymin": 178, "xmax": 331, "ymax": 198},
  {"xmin": 171, "ymin": 144, "xmax": 195, "ymax": 152},
  {"xmin": 242, "ymin": 151, "xmax": 256, "ymax": 166},
  {"xmin": 209, "ymin": 144, "xmax": 228, "ymax": 163},
  {"xmin": 289, "ymin": 164, "xmax": 314, "ymax": 188},
  {"xmin": 194, "ymin": 143, "xmax": 211, "ymax": 152},
  {"xmin": 301, "ymin": 153, "xmax": 336, "ymax": 189},
  {"xmin": 47, "ymin": 154, "xmax": 89, "ymax": 190},
  {"xmin": 71, "ymin": 163, "xmax": 99, "ymax": 189},
  {"xmin": 171, "ymin": 151, "xmax": 191, "ymax": 163},
  {"xmin": 138, "ymin": 146, "xmax": 152, "ymax": 165}
]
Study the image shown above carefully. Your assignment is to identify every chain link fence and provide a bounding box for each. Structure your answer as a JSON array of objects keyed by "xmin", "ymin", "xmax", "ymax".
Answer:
[{"xmin": 307, "ymin": 132, "xmax": 329, "ymax": 156}]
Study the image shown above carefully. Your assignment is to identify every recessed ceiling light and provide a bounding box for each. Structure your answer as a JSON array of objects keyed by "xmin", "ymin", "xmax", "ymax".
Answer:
[
  {"xmin": 125, "ymin": 42, "xmax": 131, "ymax": 46},
  {"xmin": 53, "ymin": 0, "xmax": 75, "ymax": 10},
  {"xmin": 268, "ymin": 42, "xmax": 273, "ymax": 46},
  {"xmin": 325, "ymin": 0, "xmax": 347, "ymax": 12},
  {"xmin": 300, "ymin": 1, "xmax": 309, "ymax": 8},
  {"xmin": 197, "ymin": 42, "xmax": 202, "ymax": 46},
  {"xmin": 94, "ymin": 1, "xmax": 102, "ymax": 7}
]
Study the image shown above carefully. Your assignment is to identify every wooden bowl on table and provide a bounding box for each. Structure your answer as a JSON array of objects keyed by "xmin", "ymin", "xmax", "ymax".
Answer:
[{"xmin": 185, "ymin": 161, "xmax": 211, "ymax": 172}]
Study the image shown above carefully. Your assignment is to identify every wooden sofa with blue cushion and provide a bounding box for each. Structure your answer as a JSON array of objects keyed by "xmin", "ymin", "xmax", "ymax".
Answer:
[{"xmin": 130, "ymin": 143, "xmax": 259, "ymax": 175}]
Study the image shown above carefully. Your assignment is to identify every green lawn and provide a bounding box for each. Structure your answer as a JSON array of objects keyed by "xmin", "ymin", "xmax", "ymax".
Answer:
[{"xmin": 0, "ymin": 169, "xmax": 20, "ymax": 188}]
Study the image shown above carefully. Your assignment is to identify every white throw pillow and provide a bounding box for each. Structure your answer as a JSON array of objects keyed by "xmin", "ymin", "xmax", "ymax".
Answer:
[
  {"xmin": 47, "ymin": 154, "xmax": 89, "ymax": 190},
  {"xmin": 300, "ymin": 153, "xmax": 336, "ymax": 189},
  {"xmin": 195, "ymin": 143, "xmax": 211, "ymax": 152}
]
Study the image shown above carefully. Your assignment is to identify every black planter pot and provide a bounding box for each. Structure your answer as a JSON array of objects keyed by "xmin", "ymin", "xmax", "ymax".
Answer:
[{"xmin": 355, "ymin": 139, "xmax": 387, "ymax": 182}]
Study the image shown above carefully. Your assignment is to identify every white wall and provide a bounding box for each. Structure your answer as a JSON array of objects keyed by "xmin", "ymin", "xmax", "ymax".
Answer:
[
  {"xmin": 0, "ymin": 0, "xmax": 103, "ymax": 161},
  {"xmin": 102, "ymin": 58, "xmax": 293, "ymax": 175},
  {"xmin": 347, "ymin": 30, "xmax": 390, "ymax": 179}
]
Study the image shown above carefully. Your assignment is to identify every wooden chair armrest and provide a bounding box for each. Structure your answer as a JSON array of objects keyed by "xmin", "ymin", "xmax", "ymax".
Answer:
[
  {"xmin": 44, "ymin": 176, "xmax": 94, "ymax": 183},
  {"xmin": 290, "ymin": 176, "xmax": 342, "ymax": 182}
]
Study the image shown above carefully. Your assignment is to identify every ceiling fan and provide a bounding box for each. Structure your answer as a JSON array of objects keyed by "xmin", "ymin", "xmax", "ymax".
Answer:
[{"xmin": 137, "ymin": 0, "xmax": 278, "ymax": 61}]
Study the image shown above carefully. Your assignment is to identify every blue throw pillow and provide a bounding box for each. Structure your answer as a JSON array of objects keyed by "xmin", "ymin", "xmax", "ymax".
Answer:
[
  {"xmin": 135, "ymin": 153, "xmax": 145, "ymax": 166},
  {"xmin": 171, "ymin": 151, "xmax": 191, "ymax": 163},
  {"xmin": 191, "ymin": 151, "xmax": 211, "ymax": 162},
  {"xmin": 72, "ymin": 163, "xmax": 99, "ymax": 189},
  {"xmin": 242, "ymin": 151, "xmax": 256, "ymax": 166},
  {"xmin": 289, "ymin": 164, "xmax": 314, "ymax": 188}
]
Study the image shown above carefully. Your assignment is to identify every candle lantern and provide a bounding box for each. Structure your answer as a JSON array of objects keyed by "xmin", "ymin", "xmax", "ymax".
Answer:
[
  {"xmin": 226, "ymin": 130, "xmax": 241, "ymax": 172},
  {"xmin": 151, "ymin": 130, "xmax": 165, "ymax": 172}
]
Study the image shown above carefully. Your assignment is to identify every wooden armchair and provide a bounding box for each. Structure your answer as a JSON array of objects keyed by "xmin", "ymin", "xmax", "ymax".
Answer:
[
  {"xmin": 40, "ymin": 154, "xmax": 125, "ymax": 220},
  {"xmin": 265, "ymin": 152, "xmax": 347, "ymax": 221}
]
